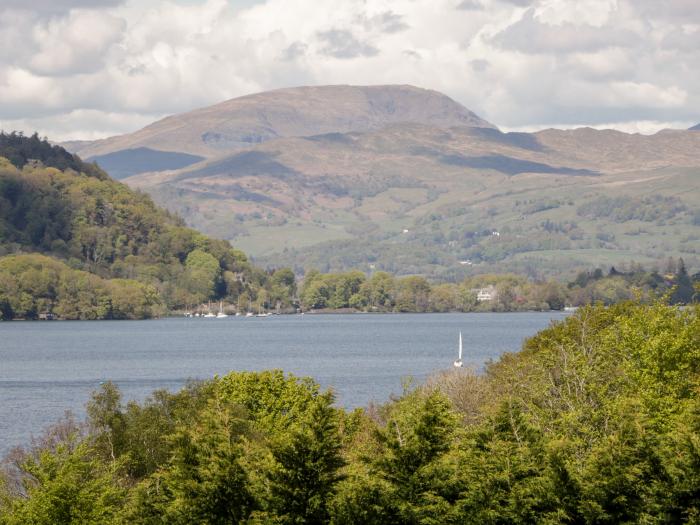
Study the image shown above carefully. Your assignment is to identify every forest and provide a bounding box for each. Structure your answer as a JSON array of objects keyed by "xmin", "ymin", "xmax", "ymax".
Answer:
[
  {"xmin": 299, "ymin": 261, "xmax": 699, "ymax": 313},
  {"xmin": 1, "ymin": 301, "xmax": 698, "ymax": 523},
  {"xmin": 0, "ymin": 133, "xmax": 296, "ymax": 319}
]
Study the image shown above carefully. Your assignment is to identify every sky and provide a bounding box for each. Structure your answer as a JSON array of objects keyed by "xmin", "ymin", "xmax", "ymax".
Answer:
[{"xmin": 0, "ymin": 0, "xmax": 698, "ymax": 141}]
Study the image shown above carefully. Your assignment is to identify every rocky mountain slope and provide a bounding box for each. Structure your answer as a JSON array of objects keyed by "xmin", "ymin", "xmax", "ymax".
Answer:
[{"xmin": 67, "ymin": 86, "xmax": 700, "ymax": 278}]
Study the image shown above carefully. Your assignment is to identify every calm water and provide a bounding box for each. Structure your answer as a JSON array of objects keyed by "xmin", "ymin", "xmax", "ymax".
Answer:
[{"xmin": 0, "ymin": 312, "xmax": 568, "ymax": 454}]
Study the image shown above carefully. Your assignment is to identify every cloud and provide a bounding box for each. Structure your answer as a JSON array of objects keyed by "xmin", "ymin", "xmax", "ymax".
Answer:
[
  {"xmin": 0, "ymin": 109, "xmax": 161, "ymax": 141},
  {"xmin": 281, "ymin": 41, "xmax": 308, "ymax": 61},
  {"xmin": 317, "ymin": 29, "xmax": 379, "ymax": 59},
  {"xmin": 457, "ymin": 0, "xmax": 483, "ymax": 10},
  {"xmin": 492, "ymin": 10, "xmax": 639, "ymax": 53},
  {"xmin": 0, "ymin": 0, "xmax": 698, "ymax": 140},
  {"xmin": 628, "ymin": 0, "xmax": 700, "ymax": 23},
  {"xmin": 29, "ymin": 10, "xmax": 125, "ymax": 75},
  {"xmin": 0, "ymin": 0, "xmax": 125, "ymax": 15},
  {"xmin": 358, "ymin": 11, "xmax": 409, "ymax": 33}
]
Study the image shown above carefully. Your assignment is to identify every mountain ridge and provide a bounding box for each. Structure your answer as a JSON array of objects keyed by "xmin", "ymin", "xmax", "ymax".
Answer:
[{"xmin": 70, "ymin": 85, "xmax": 495, "ymax": 163}]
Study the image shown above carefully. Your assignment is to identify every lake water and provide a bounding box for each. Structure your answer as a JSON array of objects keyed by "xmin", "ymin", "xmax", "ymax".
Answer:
[{"xmin": 0, "ymin": 312, "xmax": 568, "ymax": 454}]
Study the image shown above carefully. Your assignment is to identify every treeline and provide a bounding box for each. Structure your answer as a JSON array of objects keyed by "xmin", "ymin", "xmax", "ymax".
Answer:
[
  {"xmin": 300, "ymin": 270, "xmax": 568, "ymax": 312},
  {"xmin": 0, "ymin": 132, "xmax": 105, "ymax": 179},
  {"xmin": 1, "ymin": 301, "xmax": 698, "ymax": 523},
  {"xmin": 0, "ymin": 135, "xmax": 297, "ymax": 319},
  {"xmin": 568, "ymin": 258, "xmax": 698, "ymax": 306},
  {"xmin": 0, "ymin": 254, "xmax": 161, "ymax": 320},
  {"xmin": 299, "ymin": 259, "xmax": 699, "ymax": 312}
]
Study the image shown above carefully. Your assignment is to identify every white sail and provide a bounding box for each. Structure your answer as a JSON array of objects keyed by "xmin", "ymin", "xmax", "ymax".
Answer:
[
  {"xmin": 453, "ymin": 331, "xmax": 463, "ymax": 368},
  {"xmin": 217, "ymin": 301, "xmax": 228, "ymax": 318}
]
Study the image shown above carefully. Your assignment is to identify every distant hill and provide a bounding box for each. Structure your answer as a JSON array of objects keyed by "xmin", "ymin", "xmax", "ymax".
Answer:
[
  {"xmin": 690, "ymin": 123, "xmax": 700, "ymax": 131},
  {"xmin": 68, "ymin": 85, "xmax": 495, "ymax": 160},
  {"xmin": 63, "ymin": 86, "xmax": 700, "ymax": 279}
]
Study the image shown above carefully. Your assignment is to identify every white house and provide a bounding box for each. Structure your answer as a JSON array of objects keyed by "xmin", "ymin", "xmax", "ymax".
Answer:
[{"xmin": 476, "ymin": 285, "xmax": 497, "ymax": 302}]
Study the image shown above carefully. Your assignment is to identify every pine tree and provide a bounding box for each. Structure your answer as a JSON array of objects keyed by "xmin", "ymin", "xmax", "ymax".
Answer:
[
  {"xmin": 266, "ymin": 392, "xmax": 346, "ymax": 524},
  {"xmin": 670, "ymin": 258, "xmax": 694, "ymax": 304},
  {"xmin": 161, "ymin": 396, "xmax": 254, "ymax": 524}
]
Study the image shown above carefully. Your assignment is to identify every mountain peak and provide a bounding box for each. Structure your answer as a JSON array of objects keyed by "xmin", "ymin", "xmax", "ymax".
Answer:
[{"xmin": 71, "ymin": 85, "xmax": 495, "ymax": 160}]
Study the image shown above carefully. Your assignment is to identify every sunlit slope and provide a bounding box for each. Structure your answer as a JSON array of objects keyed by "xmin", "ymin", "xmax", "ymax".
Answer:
[
  {"xmin": 70, "ymin": 85, "xmax": 495, "ymax": 160},
  {"xmin": 127, "ymin": 122, "xmax": 700, "ymax": 277}
]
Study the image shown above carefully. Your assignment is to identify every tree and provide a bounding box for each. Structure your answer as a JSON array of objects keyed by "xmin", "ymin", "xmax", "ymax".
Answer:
[
  {"xmin": 370, "ymin": 391, "xmax": 458, "ymax": 522},
  {"xmin": 184, "ymin": 249, "xmax": 221, "ymax": 301},
  {"xmin": 0, "ymin": 440, "xmax": 125, "ymax": 525},
  {"xmin": 87, "ymin": 382, "xmax": 126, "ymax": 464},
  {"xmin": 265, "ymin": 392, "xmax": 346, "ymax": 524},
  {"xmin": 670, "ymin": 258, "xmax": 694, "ymax": 305},
  {"xmin": 157, "ymin": 396, "xmax": 255, "ymax": 524}
]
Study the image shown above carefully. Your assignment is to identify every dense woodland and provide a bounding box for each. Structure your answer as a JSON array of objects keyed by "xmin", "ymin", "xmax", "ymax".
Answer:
[
  {"xmin": 0, "ymin": 133, "xmax": 296, "ymax": 319},
  {"xmin": 299, "ymin": 261, "xmax": 699, "ymax": 312},
  {"xmin": 1, "ymin": 301, "xmax": 698, "ymax": 523}
]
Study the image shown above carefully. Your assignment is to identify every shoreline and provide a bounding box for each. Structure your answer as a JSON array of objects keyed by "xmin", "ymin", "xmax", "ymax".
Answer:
[{"xmin": 2, "ymin": 308, "xmax": 571, "ymax": 322}]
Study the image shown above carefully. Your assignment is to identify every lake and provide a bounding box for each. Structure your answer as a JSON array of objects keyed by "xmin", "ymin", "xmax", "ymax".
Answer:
[{"xmin": 0, "ymin": 312, "xmax": 568, "ymax": 454}]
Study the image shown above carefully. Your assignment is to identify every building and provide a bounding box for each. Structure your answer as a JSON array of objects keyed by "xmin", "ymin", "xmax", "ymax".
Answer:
[{"xmin": 476, "ymin": 285, "xmax": 497, "ymax": 302}]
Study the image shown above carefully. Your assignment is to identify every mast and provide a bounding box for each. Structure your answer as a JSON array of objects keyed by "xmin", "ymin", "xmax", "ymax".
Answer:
[{"xmin": 458, "ymin": 332, "xmax": 463, "ymax": 360}]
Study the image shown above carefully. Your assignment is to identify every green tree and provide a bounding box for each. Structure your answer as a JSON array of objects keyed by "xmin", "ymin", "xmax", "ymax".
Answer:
[
  {"xmin": 158, "ymin": 396, "xmax": 255, "ymax": 524},
  {"xmin": 1, "ymin": 440, "xmax": 125, "ymax": 525},
  {"xmin": 371, "ymin": 391, "xmax": 458, "ymax": 523},
  {"xmin": 265, "ymin": 392, "xmax": 346, "ymax": 524},
  {"xmin": 184, "ymin": 249, "xmax": 221, "ymax": 301}
]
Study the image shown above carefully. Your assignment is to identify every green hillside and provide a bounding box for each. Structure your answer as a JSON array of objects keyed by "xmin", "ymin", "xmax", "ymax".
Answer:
[
  {"xmin": 255, "ymin": 165, "xmax": 700, "ymax": 279},
  {"xmin": 125, "ymin": 123, "xmax": 700, "ymax": 280},
  {"xmin": 0, "ymin": 133, "xmax": 295, "ymax": 319}
]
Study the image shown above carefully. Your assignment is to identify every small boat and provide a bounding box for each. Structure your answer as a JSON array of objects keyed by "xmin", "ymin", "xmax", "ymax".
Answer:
[
  {"xmin": 216, "ymin": 301, "xmax": 228, "ymax": 318},
  {"xmin": 203, "ymin": 301, "xmax": 216, "ymax": 318},
  {"xmin": 453, "ymin": 332, "xmax": 463, "ymax": 368},
  {"xmin": 245, "ymin": 312, "xmax": 254, "ymax": 318}
]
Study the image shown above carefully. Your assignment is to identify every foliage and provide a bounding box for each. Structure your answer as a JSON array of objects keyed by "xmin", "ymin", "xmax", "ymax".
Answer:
[
  {"xmin": 0, "ymin": 254, "xmax": 161, "ymax": 320},
  {"xmin": 0, "ymin": 438, "xmax": 125, "ymax": 525},
  {"xmin": 0, "ymin": 131, "xmax": 106, "ymax": 178},
  {"xmin": 0, "ymin": 136, "xmax": 298, "ymax": 319}
]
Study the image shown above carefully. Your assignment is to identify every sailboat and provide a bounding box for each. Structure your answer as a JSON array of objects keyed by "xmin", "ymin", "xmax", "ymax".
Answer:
[
  {"xmin": 203, "ymin": 301, "xmax": 216, "ymax": 318},
  {"xmin": 216, "ymin": 301, "xmax": 228, "ymax": 318},
  {"xmin": 453, "ymin": 332, "xmax": 463, "ymax": 368}
]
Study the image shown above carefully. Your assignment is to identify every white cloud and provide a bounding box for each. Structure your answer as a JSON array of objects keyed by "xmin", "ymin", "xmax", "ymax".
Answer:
[
  {"xmin": 29, "ymin": 10, "xmax": 126, "ymax": 76},
  {"xmin": 0, "ymin": 0, "xmax": 698, "ymax": 140}
]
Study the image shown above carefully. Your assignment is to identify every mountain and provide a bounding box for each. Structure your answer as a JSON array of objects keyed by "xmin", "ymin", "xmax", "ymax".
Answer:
[
  {"xmin": 66, "ymin": 86, "xmax": 700, "ymax": 279},
  {"xmin": 68, "ymin": 85, "xmax": 495, "ymax": 177},
  {"xmin": 690, "ymin": 123, "xmax": 700, "ymax": 131}
]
